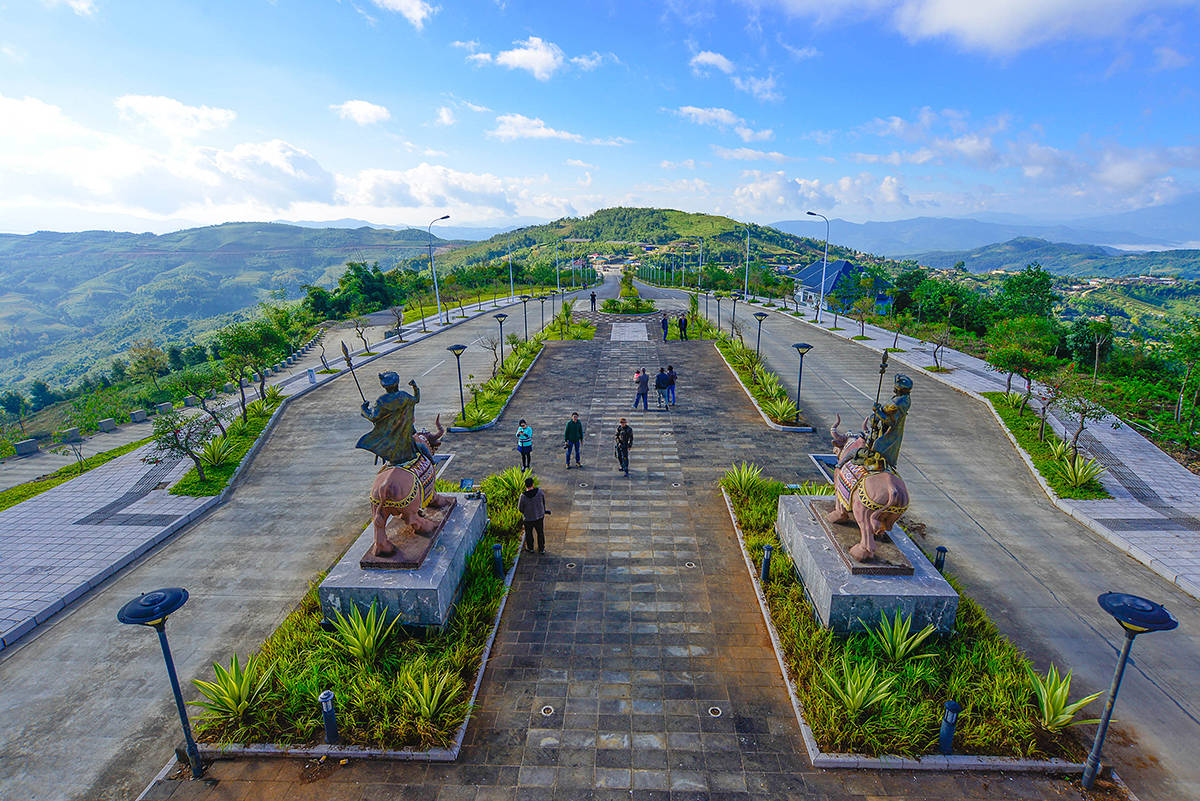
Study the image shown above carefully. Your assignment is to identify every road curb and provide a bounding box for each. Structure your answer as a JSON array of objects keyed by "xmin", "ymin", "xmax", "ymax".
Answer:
[
  {"xmin": 449, "ymin": 347, "xmax": 547, "ymax": 433},
  {"xmin": 711, "ymin": 343, "xmax": 813, "ymax": 433}
]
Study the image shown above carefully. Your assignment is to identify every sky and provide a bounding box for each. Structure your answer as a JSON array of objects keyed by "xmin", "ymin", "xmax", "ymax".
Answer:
[{"xmin": 2, "ymin": 0, "xmax": 1199, "ymax": 234}]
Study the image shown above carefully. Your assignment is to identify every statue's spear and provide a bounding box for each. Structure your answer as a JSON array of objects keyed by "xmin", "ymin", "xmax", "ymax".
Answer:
[
  {"xmin": 341, "ymin": 341, "xmax": 367, "ymax": 404},
  {"xmin": 867, "ymin": 351, "xmax": 889, "ymax": 451}
]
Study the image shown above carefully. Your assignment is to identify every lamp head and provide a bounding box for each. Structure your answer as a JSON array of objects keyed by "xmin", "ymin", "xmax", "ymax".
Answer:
[
  {"xmin": 806, "ymin": 210, "xmax": 817, "ymax": 217},
  {"xmin": 447, "ymin": 344, "xmax": 467, "ymax": 357},
  {"xmin": 437, "ymin": 214, "xmax": 449, "ymax": 222},
  {"xmin": 520, "ymin": 294, "xmax": 531, "ymax": 301},
  {"xmin": 1098, "ymin": 592, "xmax": 1178, "ymax": 635},
  {"xmin": 793, "ymin": 342, "xmax": 812, "ymax": 355},
  {"xmin": 754, "ymin": 311, "xmax": 768, "ymax": 322},
  {"xmin": 494, "ymin": 313, "xmax": 508, "ymax": 322},
  {"xmin": 117, "ymin": 588, "xmax": 188, "ymax": 627}
]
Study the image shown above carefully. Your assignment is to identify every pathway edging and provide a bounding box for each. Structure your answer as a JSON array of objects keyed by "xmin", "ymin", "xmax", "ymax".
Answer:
[
  {"xmin": 448, "ymin": 348, "xmax": 546, "ymax": 433},
  {"xmin": 711, "ymin": 343, "xmax": 814, "ymax": 433}
]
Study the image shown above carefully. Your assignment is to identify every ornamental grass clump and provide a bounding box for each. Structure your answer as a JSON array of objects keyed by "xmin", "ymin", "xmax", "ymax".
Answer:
[
  {"xmin": 199, "ymin": 435, "xmax": 238, "ymax": 468},
  {"xmin": 863, "ymin": 610, "xmax": 937, "ymax": 664},
  {"xmin": 1026, "ymin": 663, "xmax": 1103, "ymax": 734},
  {"xmin": 1052, "ymin": 454, "xmax": 1107, "ymax": 488},
  {"xmin": 329, "ymin": 601, "xmax": 401, "ymax": 666},
  {"xmin": 191, "ymin": 654, "xmax": 274, "ymax": 735},
  {"xmin": 819, "ymin": 654, "xmax": 897, "ymax": 721}
]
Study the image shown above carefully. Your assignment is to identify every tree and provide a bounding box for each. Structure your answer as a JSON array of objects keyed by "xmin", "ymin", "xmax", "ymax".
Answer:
[
  {"xmin": 353, "ymin": 318, "xmax": 371, "ymax": 354},
  {"xmin": 176, "ymin": 368, "xmax": 231, "ymax": 436},
  {"xmin": 110, "ymin": 358, "xmax": 128, "ymax": 383},
  {"xmin": 151, "ymin": 408, "xmax": 217, "ymax": 482},
  {"xmin": 29, "ymin": 380, "xmax": 57, "ymax": 411},
  {"xmin": 481, "ymin": 336, "xmax": 501, "ymax": 378},
  {"xmin": 217, "ymin": 319, "xmax": 286, "ymax": 404},
  {"xmin": 985, "ymin": 316, "xmax": 1060, "ymax": 396},
  {"xmin": 1048, "ymin": 366, "xmax": 1110, "ymax": 456},
  {"xmin": 890, "ymin": 267, "xmax": 926, "ymax": 316},
  {"xmin": 128, "ymin": 340, "xmax": 168, "ymax": 389},
  {"xmin": 389, "ymin": 304, "xmax": 407, "ymax": 342},
  {"xmin": 167, "ymin": 345, "xmax": 186, "ymax": 373},
  {"xmin": 0, "ymin": 390, "xmax": 29, "ymax": 433},
  {"xmin": 181, "ymin": 344, "xmax": 208, "ymax": 366},
  {"xmin": 997, "ymin": 263, "xmax": 1059, "ymax": 319},
  {"xmin": 1065, "ymin": 318, "xmax": 1113, "ymax": 375}
]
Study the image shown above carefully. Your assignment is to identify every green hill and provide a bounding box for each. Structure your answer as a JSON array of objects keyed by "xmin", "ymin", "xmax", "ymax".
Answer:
[
  {"xmin": 0, "ymin": 223, "xmax": 446, "ymax": 386},
  {"xmin": 907, "ymin": 236, "xmax": 1200, "ymax": 278}
]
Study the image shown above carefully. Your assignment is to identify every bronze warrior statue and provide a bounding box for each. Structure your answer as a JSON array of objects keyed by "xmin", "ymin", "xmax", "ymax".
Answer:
[
  {"xmin": 357, "ymin": 372, "xmax": 433, "ymax": 465},
  {"xmin": 867, "ymin": 374, "xmax": 912, "ymax": 470}
]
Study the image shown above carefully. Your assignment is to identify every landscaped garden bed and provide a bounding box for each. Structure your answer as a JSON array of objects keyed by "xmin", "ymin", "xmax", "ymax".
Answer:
[
  {"xmin": 190, "ymin": 469, "xmax": 526, "ymax": 756},
  {"xmin": 721, "ymin": 462, "xmax": 1095, "ymax": 763},
  {"xmin": 169, "ymin": 388, "xmax": 286, "ymax": 496},
  {"xmin": 714, "ymin": 332, "xmax": 810, "ymax": 429}
]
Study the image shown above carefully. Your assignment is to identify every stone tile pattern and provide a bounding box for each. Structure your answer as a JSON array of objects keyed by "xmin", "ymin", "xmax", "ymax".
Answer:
[{"xmin": 142, "ymin": 336, "xmax": 1072, "ymax": 801}]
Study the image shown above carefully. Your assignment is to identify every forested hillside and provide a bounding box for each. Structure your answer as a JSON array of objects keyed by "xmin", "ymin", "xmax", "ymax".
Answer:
[{"xmin": 909, "ymin": 237, "xmax": 1200, "ymax": 278}]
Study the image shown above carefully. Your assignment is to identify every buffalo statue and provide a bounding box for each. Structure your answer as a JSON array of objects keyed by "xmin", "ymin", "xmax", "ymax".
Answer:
[
  {"xmin": 828, "ymin": 414, "xmax": 910, "ymax": 561},
  {"xmin": 368, "ymin": 415, "xmax": 453, "ymax": 557}
]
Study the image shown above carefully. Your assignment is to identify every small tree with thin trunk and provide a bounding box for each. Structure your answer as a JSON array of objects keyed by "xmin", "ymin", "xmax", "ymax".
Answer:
[
  {"xmin": 353, "ymin": 318, "xmax": 370, "ymax": 354},
  {"xmin": 151, "ymin": 408, "xmax": 217, "ymax": 482},
  {"xmin": 177, "ymin": 368, "xmax": 231, "ymax": 436},
  {"xmin": 1049, "ymin": 366, "xmax": 1109, "ymax": 457},
  {"xmin": 128, "ymin": 339, "xmax": 168, "ymax": 389},
  {"xmin": 389, "ymin": 304, "xmax": 407, "ymax": 342},
  {"xmin": 481, "ymin": 336, "xmax": 501, "ymax": 377}
]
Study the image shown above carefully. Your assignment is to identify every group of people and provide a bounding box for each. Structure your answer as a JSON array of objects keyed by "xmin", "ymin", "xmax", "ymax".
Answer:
[
  {"xmin": 633, "ymin": 366, "xmax": 678, "ymax": 410},
  {"xmin": 661, "ymin": 313, "xmax": 688, "ymax": 341}
]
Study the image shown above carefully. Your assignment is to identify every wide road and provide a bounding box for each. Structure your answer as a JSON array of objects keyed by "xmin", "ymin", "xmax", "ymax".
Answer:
[
  {"xmin": 0, "ymin": 274, "xmax": 618, "ymax": 801},
  {"xmin": 636, "ymin": 280, "xmax": 1200, "ymax": 801}
]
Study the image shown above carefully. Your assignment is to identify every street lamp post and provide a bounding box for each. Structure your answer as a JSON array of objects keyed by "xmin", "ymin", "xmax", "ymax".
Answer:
[
  {"xmin": 117, "ymin": 588, "xmax": 204, "ymax": 779},
  {"xmin": 494, "ymin": 313, "xmax": 508, "ymax": 361},
  {"xmin": 447, "ymin": 344, "xmax": 467, "ymax": 421},
  {"xmin": 427, "ymin": 214, "xmax": 450, "ymax": 326},
  {"xmin": 753, "ymin": 311, "xmax": 768, "ymax": 356},
  {"xmin": 731, "ymin": 294, "xmax": 740, "ymax": 328},
  {"xmin": 519, "ymin": 295, "xmax": 531, "ymax": 341},
  {"xmin": 703, "ymin": 290, "xmax": 709, "ymax": 319},
  {"xmin": 537, "ymin": 295, "xmax": 548, "ymax": 330},
  {"xmin": 807, "ymin": 211, "xmax": 829, "ymax": 325},
  {"xmin": 743, "ymin": 226, "xmax": 751, "ymax": 298},
  {"xmin": 1081, "ymin": 592, "xmax": 1178, "ymax": 789},
  {"xmin": 792, "ymin": 343, "xmax": 812, "ymax": 425},
  {"xmin": 506, "ymin": 235, "xmax": 515, "ymax": 300},
  {"xmin": 715, "ymin": 295, "xmax": 723, "ymax": 333}
]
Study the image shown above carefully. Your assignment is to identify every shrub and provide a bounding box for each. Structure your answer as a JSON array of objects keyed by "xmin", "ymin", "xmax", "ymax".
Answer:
[
  {"xmin": 720, "ymin": 461, "xmax": 766, "ymax": 497},
  {"xmin": 819, "ymin": 655, "xmax": 897, "ymax": 721},
  {"xmin": 1026, "ymin": 664, "xmax": 1103, "ymax": 733},
  {"xmin": 864, "ymin": 610, "xmax": 937, "ymax": 664},
  {"xmin": 191, "ymin": 654, "xmax": 273, "ymax": 728},
  {"xmin": 760, "ymin": 396, "xmax": 799, "ymax": 424},
  {"xmin": 1052, "ymin": 454, "xmax": 1107, "ymax": 488},
  {"xmin": 329, "ymin": 602, "xmax": 401, "ymax": 666},
  {"xmin": 199, "ymin": 436, "xmax": 238, "ymax": 468}
]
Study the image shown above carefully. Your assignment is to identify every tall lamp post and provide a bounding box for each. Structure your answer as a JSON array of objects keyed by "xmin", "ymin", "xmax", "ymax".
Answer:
[
  {"xmin": 753, "ymin": 311, "xmax": 768, "ymax": 356},
  {"xmin": 792, "ymin": 343, "xmax": 812, "ymax": 425},
  {"xmin": 506, "ymin": 235, "xmax": 515, "ymax": 300},
  {"xmin": 519, "ymin": 295, "xmax": 531, "ymax": 341},
  {"xmin": 743, "ymin": 226, "xmax": 752, "ymax": 298},
  {"xmin": 427, "ymin": 214, "xmax": 450, "ymax": 325},
  {"xmin": 731, "ymin": 293, "xmax": 740, "ymax": 328},
  {"xmin": 117, "ymin": 588, "xmax": 204, "ymax": 779},
  {"xmin": 494, "ymin": 313, "xmax": 508, "ymax": 361},
  {"xmin": 807, "ymin": 210, "xmax": 829, "ymax": 324},
  {"xmin": 447, "ymin": 344, "xmax": 467, "ymax": 421},
  {"xmin": 1082, "ymin": 592, "xmax": 1178, "ymax": 789},
  {"xmin": 715, "ymin": 295, "xmax": 723, "ymax": 333},
  {"xmin": 703, "ymin": 290, "xmax": 710, "ymax": 319}
]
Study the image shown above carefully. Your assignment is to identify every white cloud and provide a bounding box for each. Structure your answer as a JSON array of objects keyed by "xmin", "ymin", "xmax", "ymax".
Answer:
[
  {"xmin": 735, "ymin": 125, "xmax": 774, "ymax": 142},
  {"xmin": 713, "ymin": 145, "xmax": 791, "ymax": 162},
  {"xmin": 461, "ymin": 100, "xmax": 491, "ymax": 112},
  {"xmin": 732, "ymin": 169, "xmax": 911, "ymax": 213},
  {"xmin": 424, "ymin": 148, "xmax": 447, "ymax": 157},
  {"xmin": 369, "ymin": 0, "xmax": 436, "ymax": 30},
  {"xmin": 42, "ymin": 0, "xmax": 95, "ymax": 15},
  {"xmin": 435, "ymin": 106, "xmax": 455, "ymax": 126},
  {"xmin": 731, "ymin": 73, "xmax": 782, "ymax": 101},
  {"xmin": 661, "ymin": 159, "xmax": 697, "ymax": 169},
  {"xmin": 330, "ymin": 99, "xmax": 391, "ymax": 125},
  {"xmin": 342, "ymin": 163, "xmax": 517, "ymax": 214},
  {"xmin": 675, "ymin": 106, "xmax": 742, "ymax": 127},
  {"xmin": 1154, "ymin": 46, "xmax": 1191, "ymax": 70},
  {"xmin": 690, "ymin": 50, "xmax": 736, "ymax": 74},
  {"xmin": 489, "ymin": 113, "xmax": 583, "ymax": 142},
  {"xmin": 116, "ymin": 95, "xmax": 236, "ymax": 139},
  {"xmin": 495, "ymin": 36, "xmax": 566, "ymax": 80},
  {"xmin": 2, "ymin": 43, "xmax": 27, "ymax": 62},
  {"xmin": 567, "ymin": 159, "xmax": 596, "ymax": 168},
  {"xmin": 451, "ymin": 40, "xmax": 479, "ymax": 50},
  {"xmin": 571, "ymin": 52, "xmax": 605, "ymax": 70},
  {"xmin": 756, "ymin": 0, "xmax": 1184, "ymax": 54},
  {"xmin": 779, "ymin": 40, "xmax": 820, "ymax": 60}
]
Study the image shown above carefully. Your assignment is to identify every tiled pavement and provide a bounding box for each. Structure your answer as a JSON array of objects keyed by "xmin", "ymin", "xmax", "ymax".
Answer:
[{"xmin": 141, "ymin": 320, "xmax": 1103, "ymax": 800}]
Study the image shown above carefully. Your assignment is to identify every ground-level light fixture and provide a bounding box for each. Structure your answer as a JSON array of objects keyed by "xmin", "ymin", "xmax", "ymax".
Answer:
[
  {"xmin": 447, "ymin": 344, "xmax": 468, "ymax": 420},
  {"xmin": 116, "ymin": 588, "xmax": 204, "ymax": 779},
  {"xmin": 1081, "ymin": 591, "xmax": 1178, "ymax": 789}
]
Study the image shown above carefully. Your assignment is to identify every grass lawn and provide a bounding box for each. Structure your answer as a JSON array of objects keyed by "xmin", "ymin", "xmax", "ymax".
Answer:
[
  {"xmin": 0, "ymin": 436, "xmax": 154, "ymax": 512},
  {"xmin": 983, "ymin": 392, "xmax": 1110, "ymax": 500},
  {"xmin": 715, "ymin": 337, "xmax": 808, "ymax": 427},
  {"xmin": 723, "ymin": 465, "xmax": 1091, "ymax": 760}
]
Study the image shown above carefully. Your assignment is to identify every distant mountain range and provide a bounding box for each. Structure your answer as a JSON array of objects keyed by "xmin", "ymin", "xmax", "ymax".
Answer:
[
  {"xmin": 770, "ymin": 193, "xmax": 1200, "ymax": 256},
  {"xmin": 907, "ymin": 237, "xmax": 1200, "ymax": 278},
  {"xmin": 274, "ymin": 218, "xmax": 541, "ymax": 242}
]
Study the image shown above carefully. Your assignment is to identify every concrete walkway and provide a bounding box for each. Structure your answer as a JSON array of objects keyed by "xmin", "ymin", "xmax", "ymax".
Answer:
[
  {"xmin": 637, "ymin": 279, "xmax": 1200, "ymax": 800},
  {"xmin": 139, "ymin": 326, "xmax": 1092, "ymax": 801},
  {"xmin": 0, "ymin": 278, "xmax": 608, "ymax": 801}
]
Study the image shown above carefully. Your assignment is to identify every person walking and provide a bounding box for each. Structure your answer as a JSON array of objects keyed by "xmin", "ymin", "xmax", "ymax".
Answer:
[
  {"xmin": 667, "ymin": 364, "xmax": 678, "ymax": 406},
  {"xmin": 677, "ymin": 314, "xmax": 688, "ymax": 340},
  {"xmin": 614, "ymin": 418, "xmax": 633, "ymax": 476},
  {"xmin": 660, "ymin": 314, "xmax": 669, "ymax": 342},
  {"xmin": 517, "ymin": 476, "xmax": 548, "ymax": 553},
  {"xmin": 516, "ymin": 419, "xmax": 533, "ymax": 470},
  {"xmin": 633, "ymin": 368, "xmax": 649, "ymax": 411},
  {"xmin": 563, "ymin": 412, "xmax": 583, "ymax": 468},
  {"xmin": 590, "ymin": 291, "xmax": 597, "ymax": 312},
  {"xmin": 654, "ymin": 367, "xmax": 671, "ymax": 409}
]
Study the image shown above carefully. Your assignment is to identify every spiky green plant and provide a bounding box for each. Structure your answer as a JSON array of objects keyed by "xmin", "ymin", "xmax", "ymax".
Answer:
[
  {"xmin": 1047, "ymin": 439, "xmax": 1070, "ymax": 461},
  {"xmin": 245, "ymin": 399, "xmax": 270, "ymax": 419},
  {"xmin": 191, "ymin": 654, "xmax": 273, "ymax": 723},
  {"xmin": 1026, "ymin": 663, "xmax": 1103, "ymax": 733},
  {"xmin": 760, "ymin": 396, "xmax": 799, "ymax": 424},
  {"xmin": 998, "ymin": 391, "xmax": 1025, "ymax": 409},
  {"xmin": 224, "ymin": 416, "xmax": 252, "ymax": 439},
  {"xmin": 328, "ymin": 602, "xmax": 401, "ymax": 665},
  {"xmin": 1052, "ymin": 454, "xmax": 1107, "ymax": 488},
  {"xmin": 199, "ymin": 435, "xmax": 238, "ymax": 468},
  {"xmin": 819, "ymin": 654, "xmax": 897, "ymax": 720},
  {"xmin": 864, "ymin": 610, "xmax": 938, "ymax": 663},
  {"xmin": 481, "ymin": 465, "xmax": 533, "ymax": 508},
  {"xmin": 262, "ymin": 385, "xmax": 285, "ymax": 406},
  {"xmin": 721, "ymin": 461, "xmax": 766, "ymax": 497}
]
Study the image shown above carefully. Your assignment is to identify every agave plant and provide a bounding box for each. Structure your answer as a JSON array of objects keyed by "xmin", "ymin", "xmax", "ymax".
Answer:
[
  {"xmin": 1047, "ymin": 439, "xmax": 1070, "ymax": 461},
  {"xmin": 245, "ymin": 399, "xmax": 269, "ymax": 419},
  {"xmin": 760, "ymin": 396, "xmax": 799, "ymax": 424},
  {"xmin": 863, "ymin": 610, "xmax": 938, "ymax": 664},
  {"xmin": 1053, "ymin": 454, "xmax": 1107, "ymax": 488},
  {"xmin": 791, "ymin": 480, "xmax": 834, "ymax": 495},
  {"xmin": 199, "ymin": 435, "xmax": 238, "ymax": 468},
  {"xmin": 328, "ymin": 602, "xmax": 400, "ymax": 665},
  {"xmin": 721, "ymin": 461, "xmax": 766, "ymax": 497},
  {"xmin": 757, "ymin": 371, "xmax": 786, "ymax": 399},
  {"xmin": 224, "ymin": 416, "xmax": 252, "ymax": 439},
  {"xmin": 191, "ymin": 653, "xmax": 273, "ymax": 724},
  {"xmin": 480, "ymin": 465, "xmax": 533, "ymax": 508},
  {"xmin": 401, "ymin": 668, "xmax": 467, "ymax": 726},
  {"xmin": 998, "ymin": 391, "xmax": 1025, "ymax": 409},
  {"xmin": 1026, "ymin": 663, "xmax": 1103, "ymax": 733},
  {"xmin": 819, "ymin": 655, "xmax": 897, "ymax": 720},
  {"xmin": 262, "ymin": 385, "xmax": 285, "ymax": 406}
]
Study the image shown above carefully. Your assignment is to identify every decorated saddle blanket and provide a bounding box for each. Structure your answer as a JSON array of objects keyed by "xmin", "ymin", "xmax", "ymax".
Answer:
[
  {"xmin": 834, "ymin": 461, "xmax": 867, "ymax": 511},
  {"xmin": 371, "ymin": 453, "xmax": 437, "ymax": 510}
]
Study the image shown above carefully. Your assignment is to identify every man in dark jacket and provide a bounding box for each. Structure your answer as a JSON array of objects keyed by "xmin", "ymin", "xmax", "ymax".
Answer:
[
  {"xmin": 661, "ymin": 314, "xmax": 669, "ymax": 341},
  {"xmin": 590, "ymin": 291, "xmax": 597, "ymax": 311},
  {"xmin": 667, "ymin": 365, "xmax": 678, "ymax": 406},
  {"xmin": 563, "ymin": 412, "xmax": 583, "ymax": 468},
  {"xmin": 633, "ymin": 368, "xmax": 649, "ymax": 410},
  {"xmin": 654, "ymin": 367, "xmax": 671, "ymax": 409},
  {"xmin": 517, "ymin": 476, "xmax": 548, "ymax": 553},
  {"xmin": 677, "ymin": 315, "xmax": 688, "ymax": 340},
  {"xmin": 615, "ymin": 418, "xmax": 633, "ymax": 476}
]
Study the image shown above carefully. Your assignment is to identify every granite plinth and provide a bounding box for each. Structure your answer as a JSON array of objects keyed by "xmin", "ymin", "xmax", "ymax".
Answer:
[
  {"xmin": 155, "ymin": 402, "xmax": 173, "ymax": 415},
  {"xmin": 15, "ymin": 439, "xmax": 38, "ymax": 456},
  {"xmin": 360, "ymin": 497, "xmax": 458, "ymax": 569},
  {"xmin": 98, "ymin": 418, "xmax": 117, "ymax": 432},
  {"xmin": 776, "ymin": 495, "xmax": 958, "ymax": 634},
  {"xmin": 319, "ymin": 493, "xmax": 487, "ymax": 631},
  {"xmin": 809, "ymin": 499, "xmax": 913, "ymax": 576},
  {"xmin": 59, "ymin": 427, "xmax": 81, "ymax": 443},
  {"xmin": 184, "ymin": 395, "xmax": 199, "ymax": 407},
  {"xmin": 130, "ymin": 409, "xmax": 147, "ymax": 423}
]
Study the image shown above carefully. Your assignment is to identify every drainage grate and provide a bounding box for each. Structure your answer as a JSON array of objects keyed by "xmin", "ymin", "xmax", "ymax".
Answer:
[
  {"xmin": 541, "ymin": 705, "xmax": 555, "ymax": 716},
  {"xmin": 708, "ymin": 706, "xmax": 723, "ymax": 718},
  {"xmin": 685, "ymin": 562, "xmax": 696, "ymax": 569}
]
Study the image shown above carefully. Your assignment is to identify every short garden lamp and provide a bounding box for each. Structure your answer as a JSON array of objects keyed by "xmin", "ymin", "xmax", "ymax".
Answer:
[
  {"xmin": 537, "ymin": 294, "xmax": 548, "ymax": 329},
  {"xmin": 792, "ymin": 342, "xmax": 812, "ymax": 424},
  {"xmin": 753, "ymin": 311, "xmax": 768, "ymax": 356},
  {"xmin": 447, "ymin": 344, "xmax": 468, "ymax": 420},
  {"xmin": 519, "ymin": 295, "xmax": 531, "ymax": 340},
  {"xmin": 731, "ymin": 293, "xmax": 740, "ymax": 326},
  {"xmin": 116, "ymin": 588, "xmax": 204, "ymax": 779},
  {"xmin": 493, "ymin": 313, "xmax": 508, "ymax": 359},
  {"xmin": 1081, "ymin": 592, "xmax": 1178, "ymax": 789}
]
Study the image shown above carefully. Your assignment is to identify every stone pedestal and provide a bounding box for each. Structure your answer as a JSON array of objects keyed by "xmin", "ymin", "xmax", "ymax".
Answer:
[
  {"xmin": 155, "ymin": 402, "xmax": 173, "ymax": 415},
  {"xmin": 130, "ymin": 409, "xmax": 147, "ymax": 423},
  {"xmin": 98, "ymin": 418, "xmax": 117, "ymax": 432},
  {"xmin": 15, "ymin": 439, "xmax": 38, "ymax": 456},
  {"xmin": 183, "ymin": 395, "xmax": 199, "ymax": 407},
  {"xmin": 776, "ymin": 495, "xmax": 958, "ymax": 634},
  {"xmin": 319, "ymin": 493, "xmax": 488, "ymax": 632},
  {"xmin": 58, "ymin": 427, "xmax": 81, "ymax": 443}
]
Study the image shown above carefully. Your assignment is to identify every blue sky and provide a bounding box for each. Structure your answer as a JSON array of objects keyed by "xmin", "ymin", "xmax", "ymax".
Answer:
[{"xmin": 2, "ymin": 0, "xmax": 1198, "ymax": 233}]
